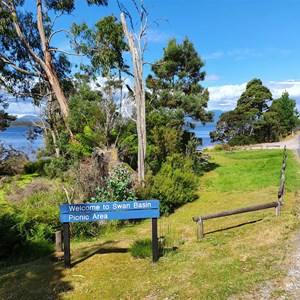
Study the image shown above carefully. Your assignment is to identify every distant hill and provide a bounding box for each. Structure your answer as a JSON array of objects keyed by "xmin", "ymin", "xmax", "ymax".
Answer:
[{"xmin": 11, "ymin": 115, "xmax": 41, "ymax": 126}]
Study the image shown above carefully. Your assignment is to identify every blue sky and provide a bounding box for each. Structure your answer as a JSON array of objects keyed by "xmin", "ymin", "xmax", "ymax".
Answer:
[{"xmin": 5, "ymin": 0, "xmax": 300, "ymax": 115}]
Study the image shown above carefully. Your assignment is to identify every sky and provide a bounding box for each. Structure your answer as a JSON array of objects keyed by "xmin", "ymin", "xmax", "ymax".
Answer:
[{"xmin": 4, "ymin": 0, "xmax": 300, "ymax": 116}]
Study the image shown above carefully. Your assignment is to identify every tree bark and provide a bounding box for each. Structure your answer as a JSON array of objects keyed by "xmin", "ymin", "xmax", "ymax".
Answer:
[
  {"xmin": 120, "ymin": 13, "xmax": 146, "ymax": 186},
  {"xmin": 36, "ymin": 0, "xmax": 70, "ymax": 120}
]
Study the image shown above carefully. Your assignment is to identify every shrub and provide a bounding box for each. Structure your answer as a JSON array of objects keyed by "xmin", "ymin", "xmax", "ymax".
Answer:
[
  {"xmin": 130, "ymin": 239, "xmax": 153, "ymax": 259},
  {"xmin": 0, "ymin": 146, "xmax": 29, "ymax": 176},
  {"xmin": 0, "ymin": 185, "xmax": 63, "ymax": 261},
  {"xmin": 148, "ymin": 154, "xmax": 199, "ymax": 215},
  {"xmin": 43, "ymin": 157, "xmax": 70, "ymax": 178},
  {"xmin": 24, "ymin": 159, "xmax": 52, "ymax": 175},
  {"xmin": 91, "ymin": 165, "xmax": 137, "ymax": 202},
  {"xmin": 0, "ymin": 204, "xmax": 55, "ymax": 261}
]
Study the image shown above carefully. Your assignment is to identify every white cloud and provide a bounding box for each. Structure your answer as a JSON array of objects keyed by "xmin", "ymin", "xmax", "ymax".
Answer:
[
  {"xmin": 204, "ymin": 74, "xmax": 221, "ymax": 82},
  {"xmin": 146, "ymin": 29, "xmax": 171, "ymax": 43},
  {"xmin": 208, "ymin": 83, "xmax": 246, "ymax": 110},
  {"xmin": 266, "ymin": 80, "xmax": 300, "ymax": 99},
  {"xmin": 6, "ymin": 101, "xmax": 41, "ymax": 117},
  {"xmin": 203, "ymin": 48, "xmax": 291, "ymax": 62},
  {"xmin": 208, "ymin": 80, "xmax": 300, "ymax": 111},
  {"xmin": 202, "ymin": 51, "xmax": 224, "ymax": 60}
]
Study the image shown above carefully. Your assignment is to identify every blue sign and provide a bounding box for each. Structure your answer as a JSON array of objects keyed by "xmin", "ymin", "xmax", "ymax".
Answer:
[{"xmin": 60, "ymin": 200, "xmax": 160, "ymax": 223}]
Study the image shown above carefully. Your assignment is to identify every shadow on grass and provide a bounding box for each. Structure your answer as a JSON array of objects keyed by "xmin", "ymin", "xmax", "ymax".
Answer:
[
  {"xmin": 205, "ymin": 218, "xmax": 263, "ymax": 235},
  {"xmin": 0, "ymin": 257, "xmax": 73, "ymax": 300},
  {"xmin": 201, "ymin": 161, "xmax": 220, "ymax": 172},
  {"xmin": 71, "ymin": 247, "xmax": 129, "ymax": 267},
  {"xmin": 72, "ymin": 242, "xmax": 129, "ymax": 267}
]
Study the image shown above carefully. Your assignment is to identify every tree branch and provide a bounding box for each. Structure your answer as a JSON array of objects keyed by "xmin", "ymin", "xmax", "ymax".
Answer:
[
  {"xmin": 49, "ymin": 48, "xmax": 83, "ymax": 56},
  {"xmin": 9, "ymin": 1, "xmax": 45, "ymax": 68},
  {"xmin": 0, "ymin": 53, "xmax": 41, "ymax": 77},
  {"xmin": 48, "ymin": 28, "xmax": 74, "ymax": 44},
  {"xmin": 50, "ymin": 12, "xmax": 64, "ymax": 32}
]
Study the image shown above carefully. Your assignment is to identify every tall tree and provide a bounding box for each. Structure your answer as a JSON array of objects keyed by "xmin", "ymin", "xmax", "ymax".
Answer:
[
  {"xmin": 237, "ymin": 78, "xmax": 272, "ymax": 119},
  {"xmin": 269, "ymin": 92, "xmax": 299, "ymax": 135},
  {"xmin": 147, "ymin": 37, "xmax": 212, "ymax": 123},
  {"xmin": 0, "ymin": 0, "xmax": 108, "ymax": 126},
  {"xmin": 118, "ymin": 0, "xmax": 149, "ymax": 186},
  {"xmin": 146, "ymin": 37, "xmax": 213, "ymax": 161},
  {"xmin": 211, "ymin": 78, "xmax": 273, "ymax": 145},
  {"xmin": 71, "ymin": 15, "xmax": 129, "ymax": 148}
]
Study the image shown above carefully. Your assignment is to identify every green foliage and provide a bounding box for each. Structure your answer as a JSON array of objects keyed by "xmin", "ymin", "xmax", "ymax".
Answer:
[
  {"xmin": 143, "ymin": 37, "xmax": 212, "ymax": 174},
  {"xmin": 237, "ymin": 78, "xmax": 272, "ymax": 118},
  {"xmin": 147, "ymin": 154, "xmax": 199, "ymax": 215},
  {"xmin": 91, "ymin": 165, "xmax": 137, "ymax": 202},
  {"xmin": 0, "ymin": 178, "xmax": 65, "ymax": 262},
  {"xmin": 0, "ymin": 193, "xmax": 60, "ymax": 261},
  {"xmin": 0, "ymin": 96, "xmax": 16, "ymax": 131},
  {"xmin": 212, "ymin": 82, "xmax": 300, "ymax": 146},
  {"xmin": 71, "ymin": 15, "xmax": 128, "ymax": 77},
  {"xmin": 211, "ymin": 78, "xmax": 274, "ymax": 146},
  {"xmin": 130, "ymin": 239, "xmax": 153, "ymax": 259},
  {"xmin": 0, "ymin": 145, "xmax": 29, "ymax": 176},
  {"xmin": 147, "ymin": 37, "xmax": 213, "ymax": 123},
  {"xmin": 24, "ymin": 158, "xmax": 52, "ymax": 176},
  {"xmin": 269, "ymin": 92, "xmax": 300, "ymax": 136},
  {"xmin": 43, "ymin": 157, "xmax": 70, "ymax": 178}
]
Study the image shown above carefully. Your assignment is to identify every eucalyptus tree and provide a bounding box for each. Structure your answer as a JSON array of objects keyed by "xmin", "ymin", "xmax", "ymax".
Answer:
[
  {"xmin": 118, "ymin": 0, "xmax": 151, "ymax": 186},
  {"xmin": 0, "ymin": 0, "xmax": 108, "ymax": 132},
  {"xmin": 70, "ymin": 15, "xmax": 130, "ymax": 148}
]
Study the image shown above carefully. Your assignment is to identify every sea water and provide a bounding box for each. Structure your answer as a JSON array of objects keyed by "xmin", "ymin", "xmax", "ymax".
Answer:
[
  {"xmin": 190, "ymin": 122, "xmax": 217, "ymax": 148},
  {"xmin": 0, "ymin": 126, "xmax": 44, "ymax": 159},
  {"xmin": 0, "ymin": 122, "xmax": 216, "ymax": 158}
]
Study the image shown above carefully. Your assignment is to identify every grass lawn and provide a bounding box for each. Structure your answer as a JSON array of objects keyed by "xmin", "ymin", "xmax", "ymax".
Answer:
[{"xmin": 0, "ymin": 149, "xmax": 299, "ymax": 299}]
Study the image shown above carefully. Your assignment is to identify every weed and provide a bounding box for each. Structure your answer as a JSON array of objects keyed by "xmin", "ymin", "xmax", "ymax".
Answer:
[{"xmin": 130, "ymin": 239, "xmax": 153, "ymax": 259}]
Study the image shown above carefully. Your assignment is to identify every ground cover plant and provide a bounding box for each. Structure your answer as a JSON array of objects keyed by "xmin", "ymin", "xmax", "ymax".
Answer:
[{"xmin": 0, "ymin": 149, "xmax": 299, "ymax": 299}]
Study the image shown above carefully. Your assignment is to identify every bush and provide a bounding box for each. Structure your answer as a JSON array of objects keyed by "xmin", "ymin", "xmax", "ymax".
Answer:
[
  {"xmin": 0, "ymin": 185, "xmax": 62, "ymax": 261},
  {"xmin": 0, "ymin": 146, "xmax": 29, "ymax": 176},
  {"xmin": 130, "ymin": 239, "xmax": 153, "ymax": 259},
  {"xmin": 24, "ymin": 158, "xmax": 52, "ymax": 176},
  {"xmin": 43, "ymin": 157, "xmax": 70, "ymax": 178},
  {"xmin": 148, "ymin": 154, "xmax": 199, "ymax": 215},
  {"xmin": 0, "ymin": 204, "xmax": 55, "ymax": 261},
  {"xmin": 91, "ymin": 165, "xmax": 137, "ymax": 202}
]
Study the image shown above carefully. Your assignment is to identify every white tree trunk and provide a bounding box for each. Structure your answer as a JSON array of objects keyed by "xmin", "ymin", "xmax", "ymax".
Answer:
[{"xmin": 120, "ymin": 13, "xmax": 146, "ymax": 186}]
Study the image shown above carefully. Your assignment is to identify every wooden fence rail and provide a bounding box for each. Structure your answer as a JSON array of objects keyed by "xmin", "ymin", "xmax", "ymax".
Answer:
[{"xmin": 192, "ymin": 146, "xmax": 287, "ymax": 239}]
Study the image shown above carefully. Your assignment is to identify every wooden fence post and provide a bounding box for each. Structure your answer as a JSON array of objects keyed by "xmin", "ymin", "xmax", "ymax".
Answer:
[
  {"xmin": 197, "ymin": 218, "xmax": 204, "ymax": 240},
  {"xmin": 55, "ymin": 230, "xmax": 62, "ymax": 252},
  {"xmin": 275, "ymin": 201, "xmax": 281, "ymax": 216}
]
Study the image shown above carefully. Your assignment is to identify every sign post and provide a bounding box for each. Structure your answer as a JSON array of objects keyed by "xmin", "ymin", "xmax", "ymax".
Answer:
[
  {"xmin": 151, "ymin": 218, "xmax": 158, "ymax": 262},
  {"xmin": 62, "ymin": 223, "xmax": 71, "ymax": 268},
  {"xmin": 60, "ymin": 200, "xmax": 160, "ymax": 267}
]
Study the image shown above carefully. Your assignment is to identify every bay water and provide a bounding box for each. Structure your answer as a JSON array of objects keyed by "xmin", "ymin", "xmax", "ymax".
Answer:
[
  {"xmin": 0, "ymin": 122, "xmax": 216, "ymax": 158},
  {"xmin": 0, "ymin": 126, "xmax": 44, "ymax": 159}
]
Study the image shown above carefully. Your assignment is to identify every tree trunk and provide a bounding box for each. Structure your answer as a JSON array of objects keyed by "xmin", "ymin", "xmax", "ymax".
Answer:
[
  {"xmin": 120, "ymin": 13, "xmax": 146, "ymax": 186},
  {"xmin": 36, "ymin": 0, "xmax": 70, "ymax": 120}
]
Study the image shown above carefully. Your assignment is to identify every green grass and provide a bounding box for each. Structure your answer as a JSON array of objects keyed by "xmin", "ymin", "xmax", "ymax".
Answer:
[{"xmin": 0, "ymin": 149, "xmax": 299, "ymax": 299}]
